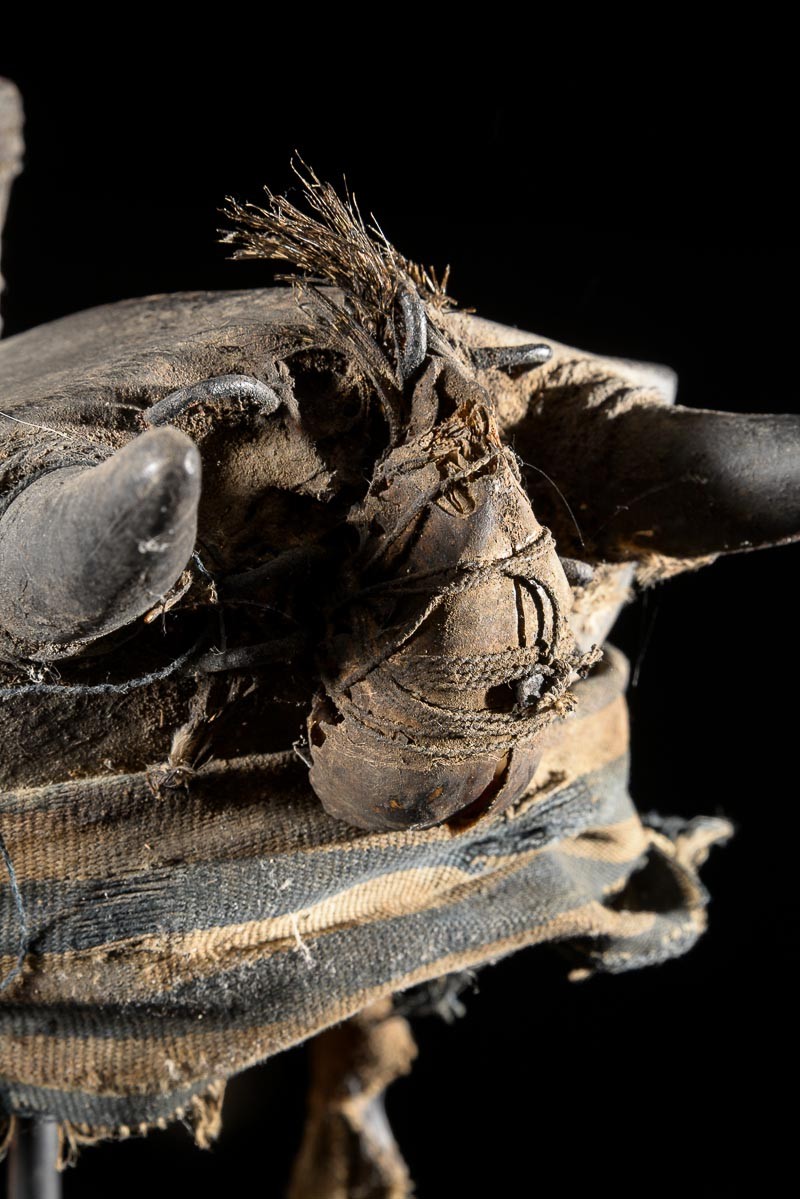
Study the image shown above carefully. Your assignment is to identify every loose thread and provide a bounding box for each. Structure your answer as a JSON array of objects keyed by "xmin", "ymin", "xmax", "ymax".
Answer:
[
  {"xmin": 0, "ymin": 830, "xmax": 28, "ymax": 992},
  {"xmin": 516, "ymin": 454, "xmax": 585, "ymax": 549},
  {"xmin": 0, "ymin": 408, "xmax": 97, "ymax": 446},
  {"xmin": 0, "ymin": 635, "xmax": 207, "ymax": 701}
]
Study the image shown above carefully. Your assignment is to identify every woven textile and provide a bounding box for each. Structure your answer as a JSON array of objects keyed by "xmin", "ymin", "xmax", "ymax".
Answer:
[{"xmin": 0, "ymin": 644, "xmax": 728, "ymax": 1145}]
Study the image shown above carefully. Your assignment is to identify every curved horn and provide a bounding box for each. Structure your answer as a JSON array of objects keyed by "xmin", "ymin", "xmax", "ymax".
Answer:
[
  {"xmin": 595, "ymin": 406, "xmax": 800, "ymax": 559},
  {"xmin": 511, "ymin": 395, "xmax": 800, "ymax": 561},
  {"xmin": 0, "ymin": 427, "xmax": 200, "ymax": 653}
]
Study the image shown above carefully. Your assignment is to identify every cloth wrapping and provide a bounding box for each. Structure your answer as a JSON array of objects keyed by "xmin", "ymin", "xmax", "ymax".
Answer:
[{"xmin": 0, "ymin": 644, "xmax": 729, "ymax": 1144}]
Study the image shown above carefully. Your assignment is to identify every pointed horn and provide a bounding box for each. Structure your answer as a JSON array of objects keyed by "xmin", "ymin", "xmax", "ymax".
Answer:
[
  {"xmin": 596, "ymin": 406, "xmax": 800, "ymax": 558},
  {"xmin": 0, "ymin": 427, "xmax": 200, "ymax": 654}
]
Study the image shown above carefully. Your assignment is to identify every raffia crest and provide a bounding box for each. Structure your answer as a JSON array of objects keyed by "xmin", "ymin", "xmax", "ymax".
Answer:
[{"xmin": 220, "ymin": 160, "xmax": 454, "ymax": 338}]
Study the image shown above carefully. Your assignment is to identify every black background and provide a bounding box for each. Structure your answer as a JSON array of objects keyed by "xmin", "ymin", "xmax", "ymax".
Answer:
[{"xmin": 0, "ymin": 49, "xmax": 796, "ymax": 1198}]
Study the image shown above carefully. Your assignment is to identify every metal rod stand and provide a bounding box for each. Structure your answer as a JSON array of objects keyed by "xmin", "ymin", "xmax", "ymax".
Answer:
[{"xmin": 7, "ymin": 1118, "xmax": 61, "ymax": 1199}]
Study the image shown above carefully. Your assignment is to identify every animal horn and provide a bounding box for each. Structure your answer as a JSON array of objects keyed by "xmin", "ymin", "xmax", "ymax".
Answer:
[
  {"xmin": 596, "ymin": 405, "xmax": 800, "ymax": 558},
  {"xmin": 0, "ymin": 427, "xmax": 201, "ymax": 654}
]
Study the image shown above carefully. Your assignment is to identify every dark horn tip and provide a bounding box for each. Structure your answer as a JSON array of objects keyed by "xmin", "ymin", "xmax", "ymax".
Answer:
[
  {"xmin": 121, "ymin": 426, "xmax": 201, "ymax": 532},
  {"xmin": 669, "ymin": 410, "xmax": 800, "ymax": 554},
  {"xmin": 0, "ymin": 427, "xmax": 201, "ymax": 654},
  {"xmin": 593, "ymin": 407, "xmax": 800, "ymax": 560}
]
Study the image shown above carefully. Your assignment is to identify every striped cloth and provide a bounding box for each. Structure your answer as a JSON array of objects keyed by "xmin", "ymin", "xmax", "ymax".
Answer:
[{"xmin": 0, "ymin": 645, "xmax": 730, "ymax": 1151}]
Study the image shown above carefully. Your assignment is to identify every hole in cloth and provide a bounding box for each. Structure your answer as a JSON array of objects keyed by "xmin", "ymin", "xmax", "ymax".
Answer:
[{"xmin": 609, "ymin": 847, "xmax": 686, "ymax": 915}]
